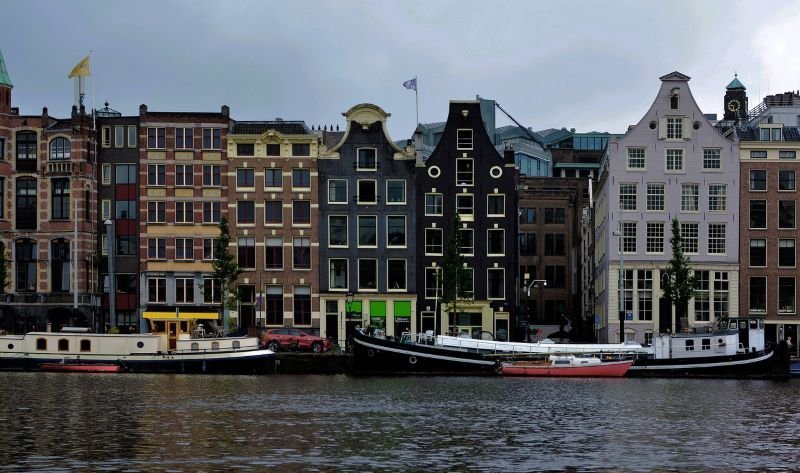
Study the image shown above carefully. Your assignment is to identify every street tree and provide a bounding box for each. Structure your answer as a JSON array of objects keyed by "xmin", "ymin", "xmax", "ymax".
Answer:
[
  {"xmin": 210, "ymin": 218, "xmax": 242, "ymax": 333},
  {"xmin": 661, "ymin": 218, "xmax": 698, "ymax": 332}
]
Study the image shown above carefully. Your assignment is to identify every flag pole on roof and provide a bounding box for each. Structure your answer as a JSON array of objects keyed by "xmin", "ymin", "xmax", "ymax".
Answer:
[
  {"xmin": 403, "ymin": 76, "xmax": 419, "ymax": 126},
  {"xmin": 69, "ymin": 53, "xmax": 91, "ymax": 109}
]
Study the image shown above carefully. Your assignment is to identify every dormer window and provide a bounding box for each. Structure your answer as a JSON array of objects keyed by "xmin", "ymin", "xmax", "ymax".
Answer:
[
  {"xmin": 760, "ymin": 126, "xmax": 783, "ymax": 141},
  {"xmin": 670, "ymin": 94, "xmax": 679, "ymax": 110}
]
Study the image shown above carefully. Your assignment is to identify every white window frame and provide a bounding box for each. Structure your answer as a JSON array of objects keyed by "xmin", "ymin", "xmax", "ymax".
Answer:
[
  {"xmin": 328, "ymin": 179, "xmax": 348, "ymax": 204},
  {"xmin": 456, "ymin": 129, "xmax": 473, "ymax": 150},
  {"xmin": 175, "ymin": 127, "xmax": 194, "ymax": 149},
  {"xmin": 627, "ymin": 147, "xmax": 646, "ymax": 170},
  {"xmin": 708, "ymin": 185, "xmax": 727, "ymax": 212},
  {"xmin": 202, "ymin": 165, "xmax": 221, "ymax": 187},
  {"xmin": 425, "ymin": 267, "xmax": 442, "ymax": 299},
  {"xmin": 357, "ymin": 258, "xmax": 379, "ymax": 291},
  {"xmin": 147, "ymin": 164, "xmax": 165, "ymax": 187},
  {"xmin": 236, "ymin": 168, "xmax": 255, "ymax": 190},
  {"xmin": 147, "ymin": 237, "xmax": 166, "ymax": 260},
  {"xmin": 703, "ymin": 148, "xmax": 721, "ymax": 170},
  {"xmin": 646, "ymin": 222, "xmax": 664, "ymax": 254},
  {"xmin": 101, "ymin": 199, "xmax": 111, "ymax": 221},
  {"xmin": 487, "ymin": 228, "xmax": 505, "ymax": 256},
  {"xmin": 750, "ymin": 238, "xmax": 767, "ymax": 267},
  {"xmin": 666, "ymin": 117, "xmax": 683, "ymax": 139},
  {"xmin": 681, "ymin": 183, "xmax": 699, "ymax": 212},
  {"xmin": 329, "ymin": 258, "xmax": 349, "ymax": 291},
  {"xmin": 487, "ymin": 268, "xmax": 506, "ymax": 300},
  {"xmin": 291, "ymin": 200, "xmax": 311, "ymax": 226},
  {"xmin": 387, "ymin": 258, "xmax": 407, "ymax": 292},
  {"xmin": 358, "ymin": 215, "xmax": 378, "ymax": 248},
  {"xmin": 127, "ymin": 126, "xmax": 137, "ymax": 148},
  {"xmin": 646, "ymin": 183, "xmax": 664, "ymax": 211},
  {"xmin": 680, "ymin": 222, "xmax": 699, "ymax": 254},
  {"xmin": 487, "ymin": 194, "xmax": 505, "ymax": 217},
  {"xmin": 456, "ymin": 158, "xmax": 474, "ymax": 186},
  {"xmin": 779, "ymin": 239, "xmax": 796, "ymax": 268},
  {"xmin": 425, "ymin": 228, "xmax": 443, "ymax": 255},
  {"xmin": 665, "ymin": 149, "xmax": 684, "ymax": 172},
  {"xmin": 425, "ymin": 193, "xmax": 443, "ymax": 216},
  {"xmin": 459, "ymin": 228, "xmax": 474, "ymax": 256},
  {"xmin": 619, "ymin": 183, "xmax": 637, "ymax": 211},
  {"xmin": 778, "ymin": 277, "xmax": 796, "ymax": 315},
  {"xmin": 620, "ymin": 222, "xmax": 637, "ymax": 253},
  {"xmin": 328, "ymin": 215, "xmax": 348, "ymax": 248},
  {"xmin": 147, "ymin": 277, "xmax": 167, "ymax": 303},
  {"xmin": 356, "ymin": 147, "xmax": 377, "ymax": 171},
  {"xmin": 101, "ymin": 164, "xmax": 111, "ymax": 185},
  {"xmin": 175, "ymin": 164, "xmax": 193, "ymax": 187},
  {"xmin": 386, "ymin": 215, "xmax": 407, "ymax": 248},
  {"xmin": 708, "ymin": 223, "xmax": 726, "ymax": 255},
  {"xmin": 456, "ymin": 194, "xmax": 474, "ymax": 220},
  {"xmin": 357, "ymin": 179, "xmax": 377, "ymax": 205},
  {"xmin": 147, "ymin": 201, "xmax": 166, "ymax": 223},
  {"xmin": 203, "ymin": 238, "xmax": 216, "ymax": 261},
  {"xmin": 175, "ymin": 277, "xmax": 195, "ymax": 304},
  {"xmin": 175, "ymin": 238, "xmax": 194, "ymax": 260},
  {"xmin": 175, "ymin": 201, "xmax": 194, "ymax": 224},
  {"xmin": 385, "ymin": 179, "xmax": 407, "ymax": 205}
]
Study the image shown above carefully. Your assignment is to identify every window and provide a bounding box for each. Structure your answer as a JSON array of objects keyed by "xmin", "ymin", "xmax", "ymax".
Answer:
[
  {"xmin": 695, "ymin": 271, "xmax": 710, "ymax": 323},
  {"xmin": 627, "ymin": 148, "xmax": 645, "ymax": 169},
  {"xmin": 519, "ymin": 207, "xmax": 536, "ymax": 224},
  {"xmin": 148, "ymin": 201, "xmax": 166, "ymax": 223},
  {"xmin": 175, "ymin": 128, "xmax": 194, "ymax": 149},
  {"xmin": 488, "ymin": 229, "xmax": 505, "ymax": 256},
  {"xmin": 780, "ymin": 170, "xmax": 796, "ymax": 191},
  {"xmin": 456, "ymin": 194, "xmax": 474, "ymax": 218},
  {"xmin": 750, "ymin": 170, "xmax": 766, "ymax": 191},
  {"xmin": 293, "ymin": 286, "xmax": 311, "ymax": 325},
  {"xmin": 425, "ymin": 267, "xmax": 442, "ymax": 298},
  {"xmin": 388, "ymin": 259, "xmax": 407, "ymax": 290},
  {"xmin": 238, "ymin": 237, "xmax": 256, "ymax": 269},
  {"xmin": 708, "ymin": 223, "xmax": 726, "ymax": 255},
  {"xmin": 115, "ymin": 164, "xmax": 136, "ymax": 184},
  {"xmin": 750, "ymin": 277, "xmax": 767, "ymax": 313},
  {"xmin": 101, "ymin": 164, "xmax": 111, "ymax": 185},
  {"xmin": 779, "ymin": 239, "xmax": 795, "ymax": 267},
  {"xmin": 358, "ymin": 259, "xmax": 378, "ymax": 290},
  {"xmin": 425, "ymin": 193, "xmax": 443, "ymax": 215},
  {"xmin": 49, "ymin": 137, "xmax": 70, "ymax": 160},
  {"xmin": 487, "ymin": 194, "xmax": 505, "ymax": 216},
  {"xmin": 265, "ymin": 169, "xmax": 283, "ymax": 188},
  {"xmin": 386, "ymin": 180, "xmax": 406, "ymax": 204},
  {"xmin": 329, "ymin": 215, "xmax": 348, "ymax": 247},
  {"xmin": 356, "ymin": 148, "xmax": 376, "ymax": 170},
  {"xmin": 292, "ymin": 143, "xmax": 310, "ymax": 157},
  {"xmin": 293, "ymin": 237, "xmax": 311, "ymax": 269},
  {"xmin": 357, "ymin": 180, "xmax": 377, "ymax": 204},
  {"xmin": 708, "ymin": 185, "xmax": 727, "ymax": 212},
  {"xmin": 685, "ymin": 340, "xmax": 695, "ymax": 351},
  {"xmin": 266, "ymin": 144, "xmax": 281, "ymax": 157},
  {"xmin": 619, "ymin": 183, "xmax": 637, "ymax": 211},
  {"xmin": 328, "ymin": 179, "xmax": 347, "ymax": 203},
  {"xmin": 175, "ymin": 201, "xmax": 194, "ymax": 223},
  {"xmin": 750, "ymin": 239, "xmax": 767, "ymax": 267},
  {"xmin": 646, "ymin": 184, "xmax": 664, "ymax": 211},
  {"xmin": 544, "ymin": 208, "xmax": 565, "ymax": 224},
  {"xmin": 202, "ymin": 278, "xmax": 221, "ymax": 304},
  {"xmin": 544, "ymin": 233, "xmax": 565, "ymax": 256},
  {"xmin": 779, "ymin": 200, "xmax": 796, "ymax": 229},
  {"xmin": 457, "ymin": 129, "xmax": 473, "ymax": 149},
  {"xmin": 16, "ymin": 178, "xmax": 37, "ymax": 230},
  {"xmin": 265, "ymin": 237, "xmax": 283, "ymax": 269},
  {"xmin": 680, "ymin": 222, "xmax": 699, "ymax": 254},
  {"xmin": 175, "ymin": 164, "xmax": 193, "ymax": 187},
  {"xmin": 387, "ymin": 216, "xmax": 406, "ymax": 247},
  {"xmin": 265, "ymin": 285, "xmax": 283, "ymax": 325},
  {"xmin": 116, "ymin": 236, "xmax": 136, "ymax": 256},
  {"xmin": 750, "ymin": 200, "xmax": 766, "ymax": 229},
  {"xmin": 638, "ymin": 270, "xmax": 653, "ymax": 321},
  {"xmin": 487, "ymin": 268, "xmax": 505, "ymax": 300},
  {"xmin": 780, "ymin": 150, "xmax": 796, "ymax": 159},
  {"xmin": 666, "ymin": 149, "xmax": 684, "ymax": 171},
  {"xmin": 358, "ymin": 216, "xmax": 377, "ymax": 247},
  {"xmin": 101, "ymin": 127, "xmax": 111, "ymax": 148},
  {"xmin": 681, "ymin": 184, "xmax": 699, "ymax": 212},
  {"xmin": 146, "ymin": 127, "xmax": 166, "ymax": 149},
  {"xmin": 0, "ymin": 137, "xmax": 3, "ymax": 160},
  {"xmin": 236, "ymin": 143, "xmax": 254, "ymax": 156},
  {"xmin": 15, "ymin": 131, "xmax": 37, "ymax": 172},
  {"xmin": 101, "ymin": 199, "xmax": 111, "ymax": 220},
  {"xmin": 265, "ymin": 201, "xmax": 282, "ymax": 224},
  {"xmin": 292, "ymin": 200, "xmax": 311, "ymax": 225},
  {"xmin": 462, "ymin": 267, "xmax": 475, "ymax": 298},
  {"xmin": 292, "ymin": 169, "xmax": 310, "ymax": 188},
  {"xmin": 237, "ymin": 168, "xmax": 255, "ymax": 188},
  {"xmin": 425, "ymin": 228, "xmax": 443, "ymax": 255},
  {"xmin": 670, "ymin": 95, "xmax": 679, "ymax": 109},
  {"xmin": 519, "ymin": 233, "xmax": 536, "ymax": 256},
  {"xmin": 51, "ymin": 178, "xmax": 70, "ymax": 220},
  {"xmin": 460, "ymin": 228, "xmax": 474, "ymax": 256},
  {"xmin": 175, "ymin": 278, "xmax": 195, "ymax": 303},
  {"xmin": 203, "ymin": 202, "xmax": 220, "ymax": 224},
  {"xmin": 620, "ymin": 222, "xmax": 636, "ymax": 253},
  {"xmin": 50, "ymin": 239, "xmax": 70, "ymax": 293},
  {"xmin": 147, "ymin": 238, "xmax": 166, "ymax": 259},
  {"xmin": 666, "ymin": 117, "xmax": 682, "ymax": 139},
  {"xmin": 779, "ymin": 277, "xmax": 796, "ymax": 314},
  {"xmin": 703, "ymin": 149, "xmax": 721, "ymax": 170},
  {"xmin": 329, "ymin": 259, "xmax": 348, "ymax": 290},
  {"xmin": 127, "ymin": 126, "xmax": 137, "ymax": 148},
  {"xmin": 750, "ymin": 150, "xmax": 767, "ymax": 159},
  {"xmin": 203, "ymin": 238, "xmax": 216, "ymax": 261},
  {"xmin": 15, "ymin": 239, "xmax": 37, "ymax": 292},
  {"xmin": 147, "ymin": 164, "xmax": 165, "ymax": 186},
  {"xmin": 237, "ymin": 201, "xmax": 255, "ymax": 225},
  {"xmin": 202, "ymin": 128, "xmax": 221, "ymax": 149},
  {"xmin": 114, "ymin": 200, "xmax": 135, "ymax": 220},
  {"xmin": 456, "ymin": 159, "xmax": 474, "ymax": 185},
  {"xmin": 175, "ymin": 238, "xmax": 194, "ymax": 260},
  {"xmin": 202, "ymin": 165, "xmax": 221, "ymax": 187},
  {"xmin": 646, "ymin": 222, "xmax": 664, "ymax": 253},
  {"xmin": 147, "ymin": 278, "xmax": 166, "ymax": 303}
]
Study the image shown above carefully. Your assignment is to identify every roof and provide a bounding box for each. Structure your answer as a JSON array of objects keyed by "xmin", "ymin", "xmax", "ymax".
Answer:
[
  {"xmin": 736, "ymin": 126, "xmax": 800, "ymax": 141},
  {"xmin": 0, "ymin": 48, "xmax": 12, "ymax": 87},
  {"xmin": 323, "ymin": 131, "xmax": 345, "ymax": 148},
  {"xmin": 231, "ymin": 121, "xmax": 310, "ymax": 135},
  {"xmin": 553, "ymin": 162, "xmax": 600, "ymax": 169},
  {"xmin": 726, "ymin": 75, "xmax": 746, "ymax": 90},
  {"xmin": 659, "ymin": 71, "xmax": 691, "ymax": 81}
]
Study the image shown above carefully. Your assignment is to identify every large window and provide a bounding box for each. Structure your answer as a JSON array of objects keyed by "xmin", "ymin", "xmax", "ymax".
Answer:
[
  {"xmin": 175, "ymin": 127, "xmax": 194, "ymax": 149},
  {"xmin": 49, "ymin": 137, "xmax": 70, "ymax": 161},
  {"xmin": 457, "ymin": 129, "xmax": 473, "ymax": 150},
  {"xmin": 780, "ymin": 170, "xmax": 796, "ymax": 191},
  {"xmin": 147, "ymin": 164, "xmax": 165, "ymax": 186},
  {"xmin": 265, "ymin": 237, "xmax": 283, "ymax": 270},
  {"xmin": 666, "ymin": 149, "xmax": 684, "ymax": 172},
  {"xmin": 147, "ymin": 238, "xmax": 166, "ymax": 259},
  {"xmin": 265, "ymin": 201, "xmax": 282, "ymax": 224},
  {"xmin": 386, "ymin": 180, "xmax": 406, "ymax": 205},
  {"xmin": 708, "ymin": 223, "xmax": 726, "ymax": 255},
  {"xmin": 750, "ymin": 239, "xmax": 767, "ymax": 267},
  {"xmin": 779, "ymin": 277, "xmax": 796, "ymax": 314},
  {"xmin": 779, "ymin": 200, "xmax": 796, "ymax": 229},
  {"xmin": 265, "ymin": 169, "xmax": 283, "ymax": 188},
  {"xmin": 292, "ymin": 200, "xmax": 311, "ymax": 225},
  {"xmin": 357, "ymin": 180, "xmax": 377, "ymax": 204},
  {"xmin": 16, "ymin": 132, "xmax": 37, "ymax": 171},
  {"xmin": 487, "ymin": 194, "xmax": 505, "ymax": 216},
  {"xmin": 387, "ymin": 216, "xmax": 406, "ymax": 247},
  {"xmin": 146, "ymin": 128, "xmax": 166, "ymax": 149},
  {"xmin": 147, "ymin": 278, "xmax": 166, "ymax": 303},
  {"xmin": 202, "ymin": 165, "xmax": 221, "ymax": 187},
  {"xmin": 16, "ymin": 239, "xmax": 37, "ymax": 292},
  {"xmin": 695, "ymin": 271, "xmax": 709, "ymax": 322},
  {"xmin": 358, "ymin": 216, "xmax": 377, "ymax": 247},
  {"xmin": 51, "ymin": 178, "xmax": 70, "ymax": 220},
  {"xmin": 16, "ymin": 178, "xmax": 37, "ymax": 230},
  {"xmin": 293, "ymin": 237, "xmax": 311, "ymax": 269},
  {"xmin": 456, "ymin": 159, "xmax": 474, "ymax": 186},
  {"xmin": 237, "ymin": 168, "xmax": 255, "ymax": 188},
  {"xmin": 175, "ymin": 201, "xmax": 194, "ymax": 224},
  {"xmin": 115, "ymin": 164, "xmax": 136, "ymax": 184},
  {"xmin": 236, "ymin": 143, "xmax": 254, "ymax": 156},
  {"xmin": 203, "ymin": 278, "xmax": 221, "ymax": 304},
  {"xmin": 456, "ymin": 194, "xmax": 474, "ymax": 219},
  {"xmin": 147, "ymin": 201, "xmax": 166, "ymax": 223},
  {"xmin": 292, "ymin": 169, "xmax": 311, "ymax": 188},
  {"xmin": 425, "ymin": 193, "xmax": 443, "ymax": 215},
  {"xmin": 620, "ymin": 222, "xmax": 636, "ymax": 253},
  {"xmin": 357, "ymin": 148, "xmax": 376, "ymax": 170},
  {"xmin": 619, "ymin": 184, "xmax": 637, "ymax": 211},
  {"xmin": 680, "ymin": 222, "xmax": 699, "ymax": 254},
  {"xmin": 50, "ymin": 239, "xmax": 70, "ymax": 293},
  {"xmin": 750, "ymin": 200, "xmax": 767, "ymax": 229},
  {"xmin": 387, "ymin": 259, "xmax": 407, "ymax": 290},
  {"xmin": 175, "ymin": 164, "xmax": 193, "ymax": 186},
  {"xmin": 237, "ymin": 201, "xmax": 255, "ymax": 225},
  {"xmin": 703, "ymin": 149, "xmax": 721, "ymax": 170},
  {"xmin": 203, "ymin": 202, "xmax": 220, "ymax": 224},
  {"xmin": 646, "ymin": 183, "xmax": 664, "ymax": 211},
  {"xmin": 627, "ymin": 148, "xmax": 645, "ymax": 169},
  {"xmin": 329, "ymin": 216, "xmax": 348, "ymax": 247},
  {"xmin": 713, "ymin": 271, "xmax": 729, "ymax": 320},
  {"xmin": 779, "ymin": 239, "xmax": 796, "ymax": 267},
  {"xmin": 681, "ymin": 184, "xmax": 699, "ymax": 212},
  {"xmin": 266, "ymin": 144, "xmax": 281, "ymax": 157},
  {"xmin": 425, "ymin": 228, "xmax": 443, "ymax": 255},
  {"xmin": 175, "ymin": 278, "xmax": 195, "ymax": 303},
  {"xmin": 358, "ymin": 259, "xmax": 378, "ymax": 290},
  {"xmin": 487, "ymin": 268, "xmax": 505, "ymax": 300},
  {"xmin": 238, "ymin": 237, "xmax": 256, "ymax": 269},
  {"xmin": 666, "ymin": 118, "xmax": 683, "ymax": 139},
  {"xmin": 749, "ymin": 277, "xmax": 766, "ymax": 313},
  {"xmin": 265, "ymin": 286, "xmax": 283, "ymax": 325},
  {"xmin": 750, "ymin": 170, "xmax": 767, "ymax": 191},
  {"xmin": 637, "ymin": 270, "xmax": 653, "ymax": 321},
  {"xmin": 646, "ymin": 222, "xmax": 664, "ymax": 253},
  {"xmin": 708, "ymin": 185, "xmax": 727, "ymax": 212},
  {"xmin": 329, "ymin": 259, "xmax": 348, "ymax": 290},
  {"xmin": 293, "ymin": 286, "xmax": 311, "ymax": 325},
  {"xmin": 175, "ymin": 238, "xmax": 194, "ymax": 260},
  {"xmin": 292, "ymin": 143, "xmax": 311, "ymax": 157},
  {"xmin": 487, "ymin": 229, "xmax": 505, "ymax": 256},
  {"xmin": 202, "ymin": 128, "xmax": 221, "ymax": 149}
]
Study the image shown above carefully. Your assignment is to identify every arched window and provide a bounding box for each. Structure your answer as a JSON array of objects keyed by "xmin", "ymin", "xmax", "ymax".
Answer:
[
  {"xmin": 15, "ymin": 238, "xmax": 37, "ymax": 292},
  {"xmin": 211, "ymin": 341, "xmax": 220, "ymax": 350},
  {"xmin": 49, "ymin": 137, "xmax": 71, "ymax": 161},
  {"xmin": 58, "ymin": 338, "xmax": 69, "ymax": 351},
  {"xmin": 16, "ymin": 178, "xmax": 37, "ymax": 230},
  {"xmin": 51, "ymin": 239, "xmax": 70, "ymax": 293},
  {"xmin": 15, "ymin": 131, "xmax": 37, "ymax": 172}
]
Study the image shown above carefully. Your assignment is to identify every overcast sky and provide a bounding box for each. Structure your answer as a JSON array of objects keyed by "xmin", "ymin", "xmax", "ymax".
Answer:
[{"xmin": 3, "ymin": 0, "xmax": 800, "ymax": 139}]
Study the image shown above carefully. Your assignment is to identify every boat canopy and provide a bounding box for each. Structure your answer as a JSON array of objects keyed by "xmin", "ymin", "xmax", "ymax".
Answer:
[{"xmin": 142, "ymin": 311, "xmax": 218, "ymax": 320}]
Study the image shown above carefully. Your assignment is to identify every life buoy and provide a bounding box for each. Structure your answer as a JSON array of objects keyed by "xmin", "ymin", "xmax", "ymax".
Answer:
[
  {"xmin": 367, "ymin": 349, "xmax": 374, "ymax": 357},
  {"xmin": 409, "ymin": 356, "xmax": 418, "ymax": 365}
]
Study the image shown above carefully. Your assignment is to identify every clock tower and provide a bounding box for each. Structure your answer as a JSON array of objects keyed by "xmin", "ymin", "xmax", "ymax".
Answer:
[{"xmin": 723, "ymin": 74, "xmax": 747, "ymax": 122}]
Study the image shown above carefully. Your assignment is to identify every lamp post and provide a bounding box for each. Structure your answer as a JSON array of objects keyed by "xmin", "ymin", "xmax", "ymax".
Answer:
[
  {"xmin": 613, "ymin": 229, "xmax": 625, "ymax": 343},
  {"xmin": 104, "ymin": 219, "xmax": 116, "ymax": 333},
  {"xmin": 526, "ymin": 278, "xmax": 547, "ymax": 341},
  {"xmin": 345, "ymin": 291, "xmax": 354, "ymax": 351}
]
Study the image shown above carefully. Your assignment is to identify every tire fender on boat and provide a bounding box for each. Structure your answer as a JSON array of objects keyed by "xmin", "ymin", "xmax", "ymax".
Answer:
[{"xmin": 409, "ymin": 356, "xmax": 417, "ymax": 365}]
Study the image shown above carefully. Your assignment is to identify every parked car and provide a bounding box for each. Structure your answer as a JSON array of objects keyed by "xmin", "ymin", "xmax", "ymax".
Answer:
[{"xmin": 262, "ymin": 328, "xmax": 332, "ymax": 353}]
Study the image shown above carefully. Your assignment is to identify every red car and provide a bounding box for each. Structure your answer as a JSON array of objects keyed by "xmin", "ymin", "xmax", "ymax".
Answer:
[{"xmin": 262, "ymin": 328, "xmax": 332, "ymax": 353}]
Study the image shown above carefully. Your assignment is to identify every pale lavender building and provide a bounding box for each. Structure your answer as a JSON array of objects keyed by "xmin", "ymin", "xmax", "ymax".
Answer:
[{"xmin": 594, "ymin": 72, "xmax": 739, "ymax": 343}]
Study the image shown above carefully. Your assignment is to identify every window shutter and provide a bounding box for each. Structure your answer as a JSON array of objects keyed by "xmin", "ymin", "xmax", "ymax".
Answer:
[
  {"xmin": 658, "ymin": 118, "xmax": 667, "ymax": 140},
  {"xmin": 682, "ymin": 117, "xmax": 692, "ymax": 140}
]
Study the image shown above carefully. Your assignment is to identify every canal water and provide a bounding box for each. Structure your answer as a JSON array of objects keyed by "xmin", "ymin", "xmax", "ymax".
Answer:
[{"xmin": 0, "ymin": 373, "xmax": 798, "ymax": 472}]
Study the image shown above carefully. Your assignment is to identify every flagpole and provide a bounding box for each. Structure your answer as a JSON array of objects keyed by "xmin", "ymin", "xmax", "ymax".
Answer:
[{"xmin": 415, "ymin": 76, "xmax": 419, "ymax": 126}]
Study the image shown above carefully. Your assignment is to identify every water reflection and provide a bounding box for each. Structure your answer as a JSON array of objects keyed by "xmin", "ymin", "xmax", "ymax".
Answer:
[{"xmin": 0, "ymin": 373, "xmax": 798, "ymax": 471}]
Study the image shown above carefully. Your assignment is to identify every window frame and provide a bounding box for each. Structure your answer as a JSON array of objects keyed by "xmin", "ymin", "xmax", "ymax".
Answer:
[
  {"xmin": 386, "ymin": 179, "xmax": 407, "ymax": 205},
  {"xmin": 328, "ymin": 179, "xmax": 347, "ymax": 204}
]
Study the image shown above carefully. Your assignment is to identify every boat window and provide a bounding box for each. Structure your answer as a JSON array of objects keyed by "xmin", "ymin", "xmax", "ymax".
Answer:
[
  {"xmin": 232, "ymin": 341, "xmax": 240, "ymax": 349},
  {"xmin": 58, "ymin": 339, "xmax": 69, "ymax": 351},
  {"xmin": 153, "ymin": 321, "xmax": 165, "ymax": 333},
  {"xmin": 701, "ymin": 339, "xmax": 710, "ymax": 350},
  {"xmin": 759, "ymin": 320, "xmax": 764, "ymax": 329},
  {"xmin": 190, "ymin": 342, "xmax": 199, "ymax": 351},
  {"xmin": 554, "ymin": 359, "xmax": 570, "ymax": 365},
  {"xmin": 212, "ymin": 342, "xmax": 220, "ymax": 350},
  {"xmin": 36, "ymin": 338, "xmax": 47, "ymax": 350},
  {"xmin": 80, "ymin": 340, "xmax": 91, "ymax": 352},
  {"xmin": 739, "ymin": 321, "xmax": 748, "ymax": 330},
  {"xmin": 750, "ymin": 320, "xmax": 757, "ymax": 329},
  {"xmin": 685, "ymin": 340, "xmax": 694, "ymax": 351}
]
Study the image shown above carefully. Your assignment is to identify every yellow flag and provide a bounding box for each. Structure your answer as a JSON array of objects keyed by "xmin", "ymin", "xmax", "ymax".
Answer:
[{"xmin": 68, "ymin": 55, "xmax": 91, "ymax": 78}]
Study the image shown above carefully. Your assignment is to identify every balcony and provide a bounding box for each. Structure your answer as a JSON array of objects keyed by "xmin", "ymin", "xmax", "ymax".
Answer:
[{"xmin": 45, "ymin": 161, "xmax": 73, "ymax": 176}]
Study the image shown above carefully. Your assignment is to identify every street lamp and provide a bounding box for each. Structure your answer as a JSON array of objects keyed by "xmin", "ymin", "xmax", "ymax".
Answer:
[
  {"xmin": 612, "ymin": 229, "xmax": 625, "ymax": 343},
  {"xmin": 345, "ymin": 291, "xmax": 354, "ymax": 350},
  {"xmin": 104, "ymin": 219, "xmax": 116, "ymax": 333},
  {"xmin": 526, "ymin": 278, "xmax": 547, "ymax": 341}
]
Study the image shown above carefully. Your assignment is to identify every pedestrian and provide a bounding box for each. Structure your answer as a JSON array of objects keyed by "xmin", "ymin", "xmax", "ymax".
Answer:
[{"xmin": 787, "ymin": 336, "xmax": 793, "ymax": 351}]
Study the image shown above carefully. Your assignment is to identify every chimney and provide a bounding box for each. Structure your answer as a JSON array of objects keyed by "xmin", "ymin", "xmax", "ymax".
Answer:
[
  {"xmin": 221, "ymin": 105, "xmax": 230, "ymax": 117},
  {"xmin": 139, "ymin": 104, "xmax": 147, "ymax": 116},
  {"xmin": 414, "ymin": 126, "xmax": 424, "ymax": 166},
  {"xmin": 504, "ymin": 144, "xmax": 515, "ymax": 163}
]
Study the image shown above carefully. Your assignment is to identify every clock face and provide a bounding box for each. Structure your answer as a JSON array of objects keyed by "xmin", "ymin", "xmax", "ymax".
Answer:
[{"xmin": 727, "ymin": 99, "xmax": 740, "ymax": 112}]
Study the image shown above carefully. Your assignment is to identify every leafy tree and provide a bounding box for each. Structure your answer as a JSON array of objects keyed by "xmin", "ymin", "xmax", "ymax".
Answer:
[
  {"xmin": 210, "ymin": 218, "xmax": 242, "ymax": 332},
  {"xmin": 441, "ymin": 214, "xmax": 473, "ymax": 333},
  {"xmin": 661, "ymin": 218, "xmax": 698, "ymax": 332}
]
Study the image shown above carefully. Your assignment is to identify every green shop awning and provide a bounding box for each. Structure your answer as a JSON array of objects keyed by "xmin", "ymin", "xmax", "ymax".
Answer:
[{"xmin": 370, "ymin": 301, "xmax": 387, "ymax": 317}]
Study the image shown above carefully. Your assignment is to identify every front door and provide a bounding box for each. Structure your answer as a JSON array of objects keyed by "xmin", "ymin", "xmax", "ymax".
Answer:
[{"xmin": 168, "ymin": 322, "xmax": 178, "ymax": 351}]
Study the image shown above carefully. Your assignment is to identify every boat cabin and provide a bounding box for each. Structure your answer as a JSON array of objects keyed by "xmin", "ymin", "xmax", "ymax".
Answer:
[{"xmin": 653, "ymin": 316, "xmax": 766, "ymax": 360}]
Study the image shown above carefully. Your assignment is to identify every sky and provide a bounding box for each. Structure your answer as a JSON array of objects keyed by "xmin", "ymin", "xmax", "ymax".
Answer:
[{"xmin": 2, "ymin": 0, "xmax": 800, "ymax": 140}]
